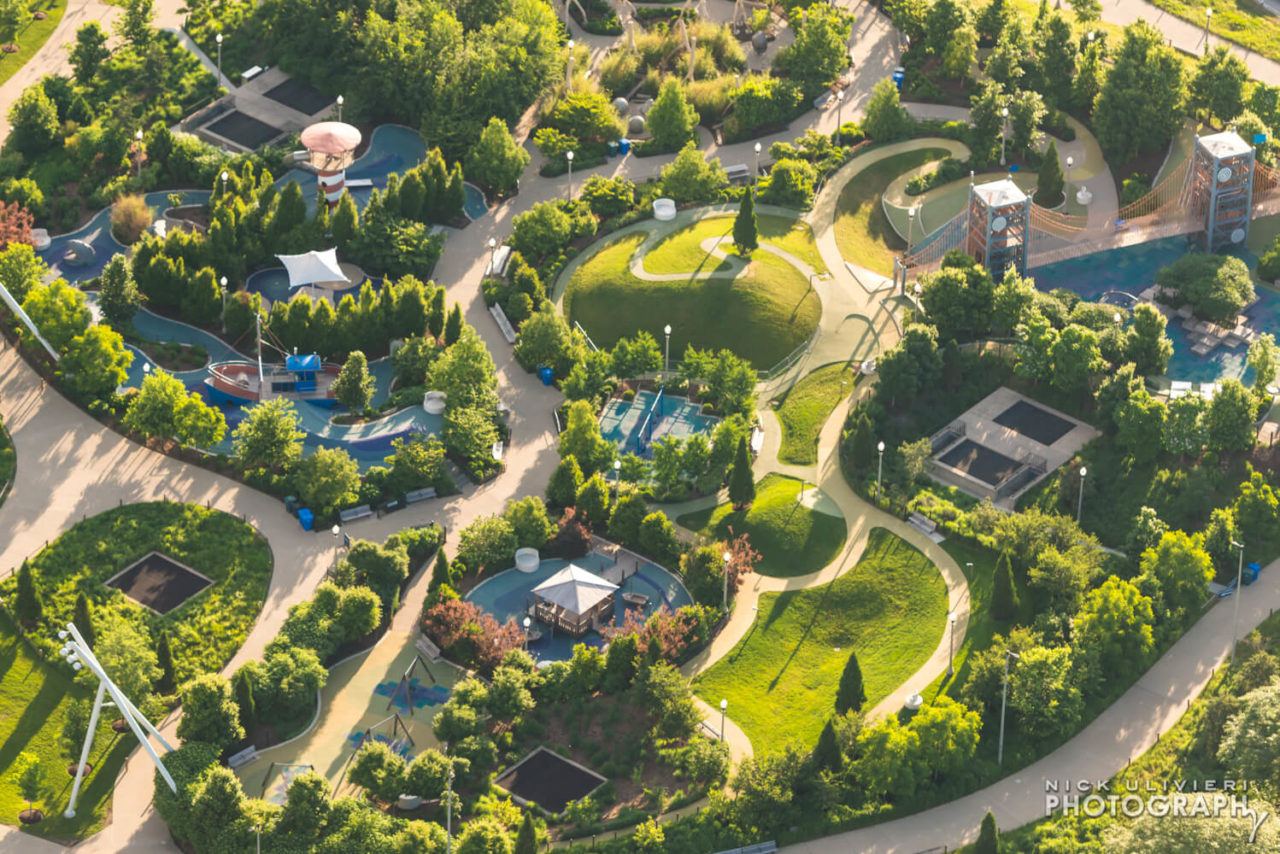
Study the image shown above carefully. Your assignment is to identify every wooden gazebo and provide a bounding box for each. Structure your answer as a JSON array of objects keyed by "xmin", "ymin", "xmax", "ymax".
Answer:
[{"xmin": 531, "ymin": 564, "xmax": 618, "ymax": 637}]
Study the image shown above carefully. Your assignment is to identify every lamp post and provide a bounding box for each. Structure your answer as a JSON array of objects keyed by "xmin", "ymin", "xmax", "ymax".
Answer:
[
  {"xmin": 219, "ymin": 276, "xmax": 228, "ymax": 333},
  {"xmin": 1065, "ymin": 155, "xmax": 1074, "ymax": 203},
  {"xmin": 336, "ymin": 94, "xmax": 344, "ymax": 122},
  {"xmin": 722, "ymin": 550, "xmax": 732, "ymax": 611},
  {"xmin": 220, "ymin": 170, "xmax": 229, "ymax": 198},
  {"xmin": 612, "ymin": 458, "xmax": 622, "ymax": 499},
  {"xmin": 1204, "ymin": 8, "xmax": 1213, "ymax": 53},
  {"xmin": 1000, "ymin": 106, "xmax": 1009, "ymax": 166},
  {"xmin": 523, "ymin": 616, "xmax": 532, "ymax": 650},
  {"xmin": 997, "ymin": 649, "xmax": 1020, "ymax": 766},
  {"xmin": 566, "ymin": 39, "xmax": 575, "ymax": 86},
  {"xmin": 133, "ymin": 128, "xmax": 144, "ymax": 178},
  {"xmin": 215, "ymin": 33, "xmax": 223, "ymax": 88},
  {"xmin": 836, "ymin": 89, "xmax": 845, "ymax": 136},
  {"xmin": 876, "ymin": 440, "xmax": 885, "ymax": 502},
  {"xmin": 1076, "ymin": 466, "xmax": 1087, "ymax": 523},
  {"xmin": 948, "ymin": 611, "xmax": 957, "ymax": 676},
  {"xmin": 753, "ymin": 141, "xmax": 762, "ymax": 181},
  {"xmin": 663, "ymin": 324, "xmax": 672, "ymax": 374},
  {"xmin": 719, "ymin": 698, "xmax": 728, "ymax": 741},
  {"xmin": 906, "ymin": 205, "xmax": 917, "ymax": 254},
  {"xmin": 566, "ymin": 150, "xmax": 575, "ymax": 200},
  {"xmin": 255, "ymin": 823, "xmax": 262, "ymax": 854},
  {"xmin": 1230, "ymin": 540, "xmax": 1245, "ymax": 665},
  {"xmin": 486, "ymin": 237, "xmax": 497, "ymax": 275},
  {"xmin": 445, "ymin": 761, "xmax": 455, "ymax": 854}
]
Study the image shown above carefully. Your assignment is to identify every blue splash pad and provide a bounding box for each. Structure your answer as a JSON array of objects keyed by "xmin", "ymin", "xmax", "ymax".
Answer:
[
  {"xmin": 374, "ymin": 677, "xmax": 451, "ymax": 714},
  {"xmin": 345, "ymin": 730, "xmax": 415, "ymax": 759}
]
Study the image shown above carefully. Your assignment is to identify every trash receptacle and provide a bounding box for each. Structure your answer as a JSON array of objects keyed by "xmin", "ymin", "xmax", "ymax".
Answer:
[
  {"xmin": 1245, "ymin": 562, "xmax": 1262, "ymax": 585},
  {"xmin": 297, "ymin": 507, "xmax": 314, "ymax": 531},
  {"xmin": 538, "ymin": 366, "xmax": 554, "ymax": 386},
  {"xmin": 284, "ymin": 495, "xmax": 299, "ymax": 514},
  {"xmin": 618, "ymin": 138, "xmax": 631, "ymax": 155},
  {"xmin": 608, "ymin": 140, "xmax": 619, "ymax": 157}
]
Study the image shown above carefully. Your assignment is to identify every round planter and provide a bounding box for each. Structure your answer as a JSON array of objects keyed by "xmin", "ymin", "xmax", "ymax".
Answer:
[
  {"xmin": 18, "ymin": 809, "xmax": 43, "ymax": 825},
  {"xmin": 67, "ymin": 762, "xmax": 93, "ymax": 777}
]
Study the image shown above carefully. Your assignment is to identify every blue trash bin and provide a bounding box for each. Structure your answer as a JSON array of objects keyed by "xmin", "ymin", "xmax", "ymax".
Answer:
[
  {"xmin": 618, "ymin": 138, "xmax": 631, "ymax": 155},
  {"xmin": 1245, "ymin": 562, "xmax": 1262, "ymax": 585},
  {"xmin": 297, "ymin": 507, "xmax": 314, "ymax": 531},
  {"xmin": 538, "ymin": 366, "xmax": 554, "ymax": 386}
]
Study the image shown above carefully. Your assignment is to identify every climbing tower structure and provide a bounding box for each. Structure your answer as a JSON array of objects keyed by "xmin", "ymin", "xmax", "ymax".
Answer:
[
  {"xmin": 1191, "ymin": 131, "xmax": 1255, "ymax": 252},
  {"xmin": 965, "ymin": 178, "xmax": 1031, "ymax": 278}
]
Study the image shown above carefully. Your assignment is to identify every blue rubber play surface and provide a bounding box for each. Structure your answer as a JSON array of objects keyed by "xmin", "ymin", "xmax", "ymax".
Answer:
[
  {"xmin": 374, "ymin": 677, "xmax": 451, "ymax": 714},
  {"xmin": 465, "ymin": 552, "xmax": 693, "ymax": 661},
  {"xmin": 598, "ymin": 390, "xmax": 719, "ymax": 456}
]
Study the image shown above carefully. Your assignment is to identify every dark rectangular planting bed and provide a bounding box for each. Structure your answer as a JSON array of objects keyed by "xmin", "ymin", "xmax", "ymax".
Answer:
[
  {"xmin": 495, "ymin": 747, "xmax": 605, "ymax": 814},
  {"xmin": 938, "ymin": 439, "xmax": 1022, "ymax": 487},
  {"xmin": 204, "ymin": 111, "xmax": 285, "ymax": 149},
  {"xmin": 105, "ymin": 552, "xmax": 211, "ymax": 615},
  {"xmin": 994, "ymin": 399, "xmax": 1075, "ymax": 445},
  {"xmin": 263, "ymin": 78, "xmax": 334, "ymax": 115}
]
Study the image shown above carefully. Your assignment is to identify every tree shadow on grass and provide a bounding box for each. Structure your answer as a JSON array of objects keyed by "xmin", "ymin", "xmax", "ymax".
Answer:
[{"xmin": 766, "ymin": 579, "xmax": 840, "ymax": 691}]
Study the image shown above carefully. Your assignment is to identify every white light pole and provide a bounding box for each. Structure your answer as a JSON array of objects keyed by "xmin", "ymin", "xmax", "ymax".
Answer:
[
  {"xmin": 59, "ymin": 623, "xmax": 177, "ymax": 818},
  {"xmin": 613, "ymin": 458, "xmax": 622, "ymax": 499},
  {"xmin": 907, "ymin": 205, "xmax": 917, "ymax": 254},
  {"xmin": 1076, "ymin": 466, "xmax": 1087, "ymax": 523},
  {"xmin": 722, "ymin": 550, "xmax": 732, "ymax": 611},
  {"xmin": 486, "ymin": 237, "xmax": 497, "ymax": 275},
  {"xmin": 1204, "ymin": 8, "xmax": 1213, "ymax": 53},
  {"xmin": 948, "ymin": 611, "xmax": 957, "ymax": 676},
  {"xmin": 522, "ymin": 616, "xmax": 532, "ymax": 650},
  {"xmin": 255, "ymin": 823, "xmax": 262, "ymax": 854},
  {"xmin": 719, "ymin": 698, "xmax": 728, "ymax": 740},
  {"xmin": 566, "ymin": 39, "xmax": 575, "ymax": 86},
  {"xmin": 663, "ymin": 323, "xmax": 672, "ymax": 374},
  {"xmin": 997, "ymin": 649, "xmax": 1020, "ymax": 766},
  {"xmin": 836, "ymin": 89, "xmax": 845, "ymax": 134},
  {"xmin": 753, "ymin": 141, "xmax": 762, "ymax": 181},
  {"xmin": 336, "ymin": 94, "xmax": 344, "ymax": 122},
  {"xmin": 220, "ymin": 170, "xmax": 229, "ymax": 198},
  {"xmin": 219, "ymin": 275, "xmax": 228, "ymax": 332},
  {"xmin": 1000, "ymin": 106, "xmax": 1009, "ymax": 166},
  {"xmin": 215, "ymin": 33, "xmax": 223, "ymax": 88},
  {"xmin": 876, "ymin": 440, "xmax": 885, "ymax": 502},
  {"xmin": 566, "ymin": 150, "xmax": 575, "ymax": 200},
  {"xmin": 1230, "ymin": 540, "xmax": 1245, "ymax": 665},
  {"xmin": 445, "ymin": 760, "xmax": 455, "ymax": 854},
  {"xmin": 134, "ymin": 128, "xmax": 144, "ymax": 178}
]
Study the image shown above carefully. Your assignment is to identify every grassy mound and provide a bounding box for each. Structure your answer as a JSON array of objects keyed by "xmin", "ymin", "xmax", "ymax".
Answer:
[
  {"xmin": 676, "ymin": 474, "xmax": 846, "ymax": 578},
  {"xmin": 694, "ymin": 528, "xmax": 948, "ymax": 752},
  {"xmin": 775, "ymin": 363, "xmax": 856, "ymax": 465},
  {"xmin": 834, "ymin": 147, "xmax": 950, "ymax": 275}
]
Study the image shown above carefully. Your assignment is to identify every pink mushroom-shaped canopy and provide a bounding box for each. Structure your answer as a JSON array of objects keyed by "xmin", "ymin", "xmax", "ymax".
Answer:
[{"xmin": 300, "ymin": 121, "xmax": 362, "ymax": 155}]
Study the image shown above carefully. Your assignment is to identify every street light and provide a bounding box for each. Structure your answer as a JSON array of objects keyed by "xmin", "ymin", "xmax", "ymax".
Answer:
[
  {"xmin": 220, "ymin": 170, "xmax": 229, "ymax": 199},
  {"xmin": 1000, "ymin": 106, "xmax": 1009, "ymax": 166},
  {"xmin": 486, "ymin": 236, "xmax": 497, "ymax": 274},
  {"xmin": 215, "ymin": 33, "xmax": 224, "ymax": 87},
  {"xmin": 522, "ymin": 615, "xmax": 532, "ymax": 650},
  {"xmin": 948, "ymin": 611, "xmax": 957, "ymax": 676},
  {"xmin": 566, "ymin": 150, "xmax": 575, "ymax": 200},
  {"xmin": 1204, "ymin": 8, "xmax": 1213, "ymax": 54},
  {"xmin": 876, "ymin": 440, "xmax": 885, "ymax": 502},
  {"xmin": 663, "ymin": 324, "xmax": 672, "ymax": 373},
  {"xmin": 336, "ymin": 94, "xmax": 344, "ymax": 122},
  {"xmin": 612, "ymin": 458, "xmax": 622, "ymax": 499},
  {"xmin": 566, "ymin": 39, "xmax": 575, "ymax": 86},
  {"xmin": 836, "ymin": 89, "xmax": 845, "ymax": 134},
  {"xmin": 1076, "ymin": 466, "xmax": 1087, "ymax": 523},
  {"xmin": 753, "ymin": 141, "xmax": 762, "ymax": 180},
  {"xmin": 722, "ymin": 550, "xmax": 732, "ymax": 611},
  {"xmin": 997, "ymin": 649, "xmax": 1020, "ymax": 766},
  {"xmin": 219, "ymin": 276, "xmax": 228, "ymax": 333},
  {"xmin": 445, "ymin": 760, "xmax": 456, "ymax": 854},
  {"xmin": 1230, "ymin": 540, "xmax": 1245, "ymax": 665},
  {"xmin": 719, "ymin": 698, "xmax": 728, "ymax": 741}
]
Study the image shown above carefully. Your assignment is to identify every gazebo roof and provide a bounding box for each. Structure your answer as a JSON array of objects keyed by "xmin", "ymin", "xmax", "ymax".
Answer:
[
  {"xmin": 276, "ymin": 248, "xmax": 348, "ymax": 289},
  {"xmin": 300, "ymin": 121, "xmax": 362, "ymax": 155},
  {"xmin": 532, "ymin": 564, "xmax": 618, "ymax": 616}
]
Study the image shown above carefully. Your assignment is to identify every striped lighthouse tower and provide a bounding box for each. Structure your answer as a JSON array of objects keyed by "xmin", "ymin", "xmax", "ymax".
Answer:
[{"xmin": 300, "ymin": 121, "xmax": 362, "ymax": 209}]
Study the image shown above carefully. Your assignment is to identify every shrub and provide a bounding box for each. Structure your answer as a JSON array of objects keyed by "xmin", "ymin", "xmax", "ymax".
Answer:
[
  {"xmin": 110, "ymin": 195, "xmax": 153, "ymax": 245},
  {"xmin": 1156, "ymin": 253, "xmax": 1255, "ymax": 324}
]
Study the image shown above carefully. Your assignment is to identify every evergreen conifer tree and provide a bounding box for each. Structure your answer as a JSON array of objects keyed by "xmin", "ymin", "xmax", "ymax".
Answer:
[
  {"xmin": 835, "ymin": 650, "xmax": 866, "ymax": 713},
  {"xmin": 733, "ymin": 190, "xmax": 759, "ymax": 255},
  {"xmin": 728, "ymin": 436, "xmax": 755, "ymax": 508}
]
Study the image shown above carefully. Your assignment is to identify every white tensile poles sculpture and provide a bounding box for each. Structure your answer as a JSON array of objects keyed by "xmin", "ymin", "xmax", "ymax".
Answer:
[{"xmin": 58, "ymin": 622, "xmax": 177, "ymax": 818}]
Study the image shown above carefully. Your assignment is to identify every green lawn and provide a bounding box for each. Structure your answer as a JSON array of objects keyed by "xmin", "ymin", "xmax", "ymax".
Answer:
[
  {"xmin": 775, "ymin": 363, "xmax": 856, "ymax": 465},
  {"xmin": 834, "ymin": 147, "xmax": 949, "ymax": 276},
  {"xmin": 676, "ymin": 474, "xmax": 847, "ymax": 578},
  {"xmin": 694, "ymin": 528, "xmax": 948, "ymax": 752},
  {"xmin": 0, "ymin": 0, "xmax": 67, "ymax": 90},
  {"xmin": 644, "ymin": 214, "xmax": 829, "ymax": 277},
  {"xmin": 564, "ymin": 231, "xmax": 821, "ymax": 369},
  {"xmin": 1151, "ymin": 0, "xmax": 1280, "ymax": 64},
  {"xmin": 0, "ymin": 502, "xmax": 273, "ymax": 687},
  {"xmin": 0, "ymin": 613, "xmax": 132, "ymax": 841}
]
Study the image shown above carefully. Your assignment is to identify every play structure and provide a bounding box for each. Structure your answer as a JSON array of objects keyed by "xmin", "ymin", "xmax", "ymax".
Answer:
[
  {"xmin": 300, "ymin": 121, "xmax": 363, "ymax": 208},
  {"xmin": 597, "ymin": 389, "xmax": 720, "ymax": 456},
  {"xmin": 899, "ymin": 131, "xmax": 1280, "ymax": 282}
]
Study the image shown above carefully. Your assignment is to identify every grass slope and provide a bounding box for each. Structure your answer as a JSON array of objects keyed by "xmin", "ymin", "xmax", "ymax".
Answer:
[
  {"xmin": 0, "ymin": 0, "xmax": 67, "ymax": 90},
  {"xmin": 775, "ymin": 363, "xmax": 856, "ymax": 465},
  {"xmin": 676, "ymin": 474, "xmax": 847, "ymax": 578},
  {"xmin": 564, "ymin": 230, "xmax": 821, "ymax": 369},
  {"xmin": 1151, "ymin": 0, "xmax": 1280, "ymax": 64},
  {"xmin": 0, "ymin": 613, "xmax": 131, "ymax": 840},
  {"xmin": 694, "ymin": 528, "xmax": 948, "ymax": 752},
  {"xmin": 834, "ymin": 148, "xmax": 949, "ymax": 276},
  {"xmin": 644, "ymin": 214, "xmax": 828, "ymax": 276}
]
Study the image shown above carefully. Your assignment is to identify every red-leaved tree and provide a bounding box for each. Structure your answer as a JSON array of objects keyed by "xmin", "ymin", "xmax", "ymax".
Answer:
[
  {"xmin": 422, "ymin": 598, "xmax": 523, "ymax": 673},
  {"xmin": 0, "ymin": 201, "xmax": 34, "ymax": 248}
]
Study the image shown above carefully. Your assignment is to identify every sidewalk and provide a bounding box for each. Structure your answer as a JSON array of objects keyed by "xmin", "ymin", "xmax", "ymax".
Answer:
[{"xmin": 1104, "ymin": 0, "xmax": 1280, "ymax": 85}]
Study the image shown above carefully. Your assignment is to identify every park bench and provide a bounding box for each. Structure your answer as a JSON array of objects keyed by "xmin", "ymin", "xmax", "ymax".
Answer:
[
  {"xmin": 908, "ymin": 512, "xmax": 938, "ymax": 536},
  {"xmin": 713, "ymin": 843, "xmax": 778, "ymax": 854},
  {"xmin": 227, "ymin": 746, "xmax": 258, "ymax": 769},
  {"xmin": 339, "ymin": 505, "xmax": 374, "ymax": 523},
  {"xmin": 241, "ymin": 65, "xmax": 264, "ymax": 82},
  {"xmin": 416, "ymin": 635, "xmax": 442, "ymax": 661},
  {"xmin": 405, "ymin": 486, "xmax": 437, "ymax": 504},
  {"xmin": 725, "ymin": 164, "xmax": 751, "ymax": 185},
  {"xmin": 489, "ymin": 304, "xmax": 517, "ymax": 344}
]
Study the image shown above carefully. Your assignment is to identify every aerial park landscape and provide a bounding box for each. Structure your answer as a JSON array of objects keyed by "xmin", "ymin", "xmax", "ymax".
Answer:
[{"xmin": 1, "ymin": 0, "xmax": 1280, "ymax": 850}]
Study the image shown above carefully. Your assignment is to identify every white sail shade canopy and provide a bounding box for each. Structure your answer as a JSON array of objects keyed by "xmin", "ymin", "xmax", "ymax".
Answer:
[{"xmin": 276, "ymin": 248, "xmax": 349, "ymax": 289}]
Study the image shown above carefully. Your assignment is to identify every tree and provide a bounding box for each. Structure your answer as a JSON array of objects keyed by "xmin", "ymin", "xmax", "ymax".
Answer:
[
  {"xmin": 1205, "ymin": 378, "xmax": 1256, "ymax": 453},
  {"xmin": 457, "ymin": 817, "xmax": 514, "ymax": 854},
  {"xmin": 444, "ymin": 304, "xmax": 463, "ymax": 347},
  {"xmin": 1137, "ymin": 530, "xmax": 1214, "ymax": 629},
  {"xmin": 835, "ymin": 650, "xmax": 866, "ymax": 713},
  {"xmin": 334, "ymin": 350, "xmax": 375, "ymax": 413},
  {"xmin": 293, "ymin": 446, "xmax": 361, "ymax": 516},
  {"xmin": 1217, "ymin": 681, "xmax": 1280, "ymax": 782},
  {"xmin": 845, "ymin": 410, "xmax": 876, "ymax": 470},
  {"xmin": 659, "ymin": 142, "xmax": 729, "ymax": 204},
  {"xmin": 458, "ymin": 515, "xmax": 518, "ymax": 571},
  {"xmin": 1093, "ymin": 22, "xmax": 1185, "ymax": 164},
  {"xmin": 1035, "ymin": 13, "xmax": 1076, "ymax": 106},
  {"xmin": 116, "ymin": 0, "xmax": 153, "ymax": 49},
  {"xmin": 1247, "ymin": 333, "xmax": 1279, "ymax": 393},
  {"xmin": 69, "ymin": 21, "xmax": 110, "ymax": 84},
  {"xmin": 1125, "ymin": 506, "xmax": 1168, "ymax": 560},
  {"xmin": 574, "ymin": 473, "xmax": 612, "ymax": 528},
  {"xmin": 1073, "ymin": 576, "xmax": 1155, "ymax": 681},
  {"xmin": 863, "ymin": 78, "xmax": 912, "ymax": 142},
  {"xmin": 1036, "ymin": 141, "xmax": 1065, "ymax": 207},
  {"xmin": 910, "ymin": 695, "xmax": 980, "ymax": 781},
  {"xmin": 1006, "ymin": 88, "xmax": 1046, "ymax": 154},
  {"xmin": 1029, "ymin": 544, "xmax": 1100, "ymax": 617},
  {"xmin": 647, "ymin": 78, "xmax": 699, "ymax": 152},
  {"xmin": 942, "ymin": 22, "xmax": 978, "ymax": 79},
  {"xmin": 1009, "ymin": 644, "xmax": 1082, "ymax": 738},
  {"xmin": 986, "ymin": 18, "xmax": 1028, "ymax": 90},
  {"xmin": 177, "ymin": 674, "xmax": 245, "ymax": 751},
  {"xmin": 504, "ymin": 496, "xmax": 555, "ymax": 549},
  {"xmin": 233, "ymin": 667, "xmax": 256, "ymax": 732},
  {"xmin": 547, "ymin": 454, "xmax": 584, "ymax": 508},
  {"xmin": 61, "ymin": 325, "xmax": 132, "ymax": 400},
  {"xmin": 14, "ymin": 561, "xmax": 42, "ymax": 625},
  {"xmin": 991, "ymin": 551, "xmax": 1019, "ymax": 620},
  {"xmin": 559, "ymin": 400, "xmax": 615, "ymax": 474},
  {"xmin": 1163, "ymin": 393, "xmax": 1208, "ymax": 458},
  {"xmin": 21, "ymin": 279, "xmax": 90, "ymax": 353},
  {"xmin": 727, "ymin": 436, "xmax": 755, "ymax": 509},
  {"xmin": 733, "ymin": 190, "xmax": 759, "ymax": 255},
  {"xmin": 232, "ymin": 397, "xmax": 305, "ymax": 473},
  {"xmin": 156, "ymin": 630, "xmax": 176, "ymax": 693},
  {"xmin": 1115, "ymin": 390, "xmax": 1167, "ymax": 465},
  {"xmin": 70, "ymin": 592, "xmax": 96, "ymax": 651},
  {"xmin": 852, "ymin": 716, "xmax": 924, "ymax": 800},
  {"xmin": 1050, "ymin": 323, "xmax": 1104, "ymax": 399},
  {"xmin": 0, "ymin": 0, "xmax": 30, "ymax": 47},
  {"xmin": 975, "ymin": 811, "xmax": 1000, "ymax": 854},
  {"xmin": 9, "ymin": 84, "xmax": 59, "ymax": 156},
  {"xmin": 12, "ymin": 752, "xmax": 41, "ymax": 815},
  {"xmin": 919, "ymin": 258, "xmax": 996, "ymax": 342},
  {"xmin": 97, "ymin": 254, "xmax": 144, "ymax": 329},
  {"xmin": 1124, "ymin": 302, "xmax": 1173, "ymax": 376},
  {"xmin": 466, "ymin": 117, "xmax": 530, "ymax": 196},
  {"xmin": 1157, "ymin": 253, "xmax": 1254, "ymax": 324},
  {"xmin": 1233, "ymin": 468, "xmax": 1279, "ymax": 545},
  {"xmin": 774, "ymin": 4, "xmax": 852, "ymax": 96},
  {"xmin": 1190, "ymin": 46, "xmax": 1249, "ymax": 126},
  {"xmin": 876, "ymin": 323, "xmax": 944, "ymax": 407},
  {"xmin": 514, "ymin": 812, "xmax": 537, "ymax": 854},
  {"xmin": 96, "ymin": 617, "xmax": 160, "ymax": 702},
  {"xmin": 330, "ymin": 191, "xmax": 358, "ymax": 250}
]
